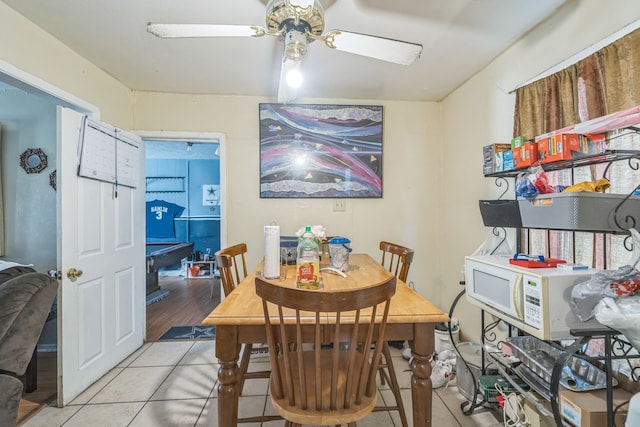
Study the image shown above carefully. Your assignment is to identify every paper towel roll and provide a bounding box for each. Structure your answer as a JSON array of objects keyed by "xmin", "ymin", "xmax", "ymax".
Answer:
[{"xmin": 263, "ymin": 225, "xmax": 280, "ymax": 279}]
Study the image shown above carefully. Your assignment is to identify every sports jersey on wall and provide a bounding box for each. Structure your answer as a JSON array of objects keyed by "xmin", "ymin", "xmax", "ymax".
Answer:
[{"xmin": 146, "ymin": 199, "xmax": 185, "ymax": 239}]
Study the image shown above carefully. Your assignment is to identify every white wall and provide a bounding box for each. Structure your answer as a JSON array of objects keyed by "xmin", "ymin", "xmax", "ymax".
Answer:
[
  {"xmin": 0, "ymin": 2, "xmax": 131, "ymax": 127},
  {"xmin": 132, "ymin": 93, "xmax": 444, "ymax": 304},
  {"xmin": 441, "ymin": 0, "xmax": 640, "ymax": 342}
]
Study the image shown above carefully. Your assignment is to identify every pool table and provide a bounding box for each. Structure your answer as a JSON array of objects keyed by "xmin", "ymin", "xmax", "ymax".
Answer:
[{"xmin": 146, "ymin": 242, "xmax": 194, "ymax": 295}]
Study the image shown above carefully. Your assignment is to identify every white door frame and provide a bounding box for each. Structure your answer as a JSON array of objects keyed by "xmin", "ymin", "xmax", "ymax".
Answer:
[
  {"xmin": 137, "ymin": 130, "xmax": 228, "ymax": 255},
  {"xmin": 0, "ymin": 58, "xmax": 99, "ymax": 118}
]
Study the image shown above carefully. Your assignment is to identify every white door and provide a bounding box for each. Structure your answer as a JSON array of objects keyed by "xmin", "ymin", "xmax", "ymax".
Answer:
[{"xmin": 56, "ymin": 106, "xmax": 145, "ymax": 405}]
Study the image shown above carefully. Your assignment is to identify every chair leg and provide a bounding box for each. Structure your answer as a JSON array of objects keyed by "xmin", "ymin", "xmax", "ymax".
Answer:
[
  {"xmin": 238, "ymin": 343, "xmax": 253, "ymax": 395},
  {"xmin": 378, "ymin": 367, "xmax": 387, "ymax": 386},
  {"xmin": 375, "ymin": 342, "xmax": 409, "ymax": 427}
]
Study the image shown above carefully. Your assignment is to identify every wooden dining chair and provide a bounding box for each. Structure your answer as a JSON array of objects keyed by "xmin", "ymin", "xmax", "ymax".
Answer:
[
  {"xmin": 375, "ymin": 240, "xmax": 415, "ymax": 427},
  {"xmin": 255, "ymin": 275, "xmax": 397, "ymax": 426},
  {"xmin": 380, "ymin": 240, "xmax": 415, "ymax": 283},
  {"xmin": 216, "ymin": 243, "xmax": 248, "ymax": 297},
  {"xmin": 215, "ymin": 245, "xmax": 277, "ymax": 423}
]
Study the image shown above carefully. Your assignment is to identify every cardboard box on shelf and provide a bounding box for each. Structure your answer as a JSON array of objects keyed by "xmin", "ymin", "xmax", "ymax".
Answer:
[
  {"xmin": 496, "ymin": 149, "xmax": 514, "ymax": 172},
  {"xmin": 536, "ymin": 132, "xmax": 606, "ymax": 164},
  {"xmin": 483, "ymin": 143, "xmax": 512, "ymax": 174},
  {"xmin": 511, "ymin": 135, "xmax": 528, "ymax": 149},
  {"xmin": 559, "ymin": 388, "xmax": 631, "ymax": 427},
  {"xmin": 513, "ymin": 142, "xmax": 538, "ymax": 169}
]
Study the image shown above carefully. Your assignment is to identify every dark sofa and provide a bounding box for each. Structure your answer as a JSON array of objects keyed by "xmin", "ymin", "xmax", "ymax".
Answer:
[{"xmin": 0, "ymin": 266, "xmax": 58, "ymax": 427}]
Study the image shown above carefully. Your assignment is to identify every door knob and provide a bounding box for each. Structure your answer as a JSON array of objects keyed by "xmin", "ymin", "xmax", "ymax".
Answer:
[{"xmin": 67, "ymin": 268, "xmax": 83, "ymax": 280}]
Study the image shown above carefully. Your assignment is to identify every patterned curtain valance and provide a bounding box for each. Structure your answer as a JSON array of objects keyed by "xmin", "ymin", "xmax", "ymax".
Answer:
[{"xmin": 513, "ymin": 27, "xmax": 640, "ymax": 140}]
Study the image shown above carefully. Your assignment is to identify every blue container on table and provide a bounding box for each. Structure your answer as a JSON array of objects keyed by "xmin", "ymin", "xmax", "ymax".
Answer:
[{"xmin": 328, "ymin": 237, "xmax": 352, "ymax": 272}]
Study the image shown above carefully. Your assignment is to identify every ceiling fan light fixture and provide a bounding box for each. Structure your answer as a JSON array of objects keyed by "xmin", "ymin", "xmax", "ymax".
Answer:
[
  {"xmin": 283, "ymin": 30, "xmax": 307, "ymax": 61},
  {"xmin": 285, "ymin": 60, "xmax": 303, "ymax": 88},
  {"xmin": 278, "ymin": 57, "xmax": 299, "ymax": 103},
  {"xmin": 150, "ymin": 0, "xmax": 423, "ymax": 102}
]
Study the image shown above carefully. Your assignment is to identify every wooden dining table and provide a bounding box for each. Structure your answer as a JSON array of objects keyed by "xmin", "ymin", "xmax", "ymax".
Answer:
[{"xmin": 202, "ymin": 253, "xmax": 449, "ymax": 426}]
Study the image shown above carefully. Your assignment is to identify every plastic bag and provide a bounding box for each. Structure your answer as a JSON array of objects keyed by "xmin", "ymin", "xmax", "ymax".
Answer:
[
  {"xmin": 515, "ymin": 165, "xmax": 556, "ymax": 198},
  {"xmin": 594, "ymin": 296, "xmax": 640, "ymax": 351},
  {"xmin": 571, "ymin": 265, "xmax": 640, "ymax": 321},
  {"xmin": 471, "ymin": 229, "xmax": 514, "ymax": 257},
  {"xmin": 631, "ymin": 228, "xmax": 640, "ymax": 268}
]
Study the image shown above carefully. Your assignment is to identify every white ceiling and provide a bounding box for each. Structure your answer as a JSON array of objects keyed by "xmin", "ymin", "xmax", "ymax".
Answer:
[{"xmin": 2, "ymin": 0, "xmax": 567, "ymax": 102}]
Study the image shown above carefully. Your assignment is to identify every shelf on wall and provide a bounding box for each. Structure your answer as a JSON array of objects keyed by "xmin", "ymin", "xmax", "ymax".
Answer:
[{"xmin": 145, "ymin": 176, "xmax": 185, "ymax": 193}]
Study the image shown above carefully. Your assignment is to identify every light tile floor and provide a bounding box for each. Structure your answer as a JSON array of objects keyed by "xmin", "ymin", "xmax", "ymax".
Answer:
[{"xmin": 20, "ymin": 341, "xmax": 503, "ymax": 426}]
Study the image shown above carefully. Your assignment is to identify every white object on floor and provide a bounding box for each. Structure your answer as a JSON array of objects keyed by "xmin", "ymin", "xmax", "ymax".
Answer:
[
  {"xmin": 431, "ymin": 359, "xmax": 454, "ymax": 389},
  {"xmin": 435, "ymin": 326, "xmax": 459, "ymax": 354},
  {"xmin": 437, "ymin": 349, "xmax": 457, "ymax": 361},
  {"xmin": 401, "ymin": 347, "xmax": 412, "ymax": 361}
]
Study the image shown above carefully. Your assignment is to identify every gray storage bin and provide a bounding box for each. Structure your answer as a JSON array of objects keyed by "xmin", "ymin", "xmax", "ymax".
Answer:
[{"xmin": 518, "ymin": 192, "xmax": 640, "ymax": 233}]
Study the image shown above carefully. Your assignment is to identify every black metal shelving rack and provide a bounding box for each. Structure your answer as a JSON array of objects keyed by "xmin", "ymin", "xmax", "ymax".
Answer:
[{"xmin": 468, "ymin": 135, "xmax": 640, "ymax": 426}]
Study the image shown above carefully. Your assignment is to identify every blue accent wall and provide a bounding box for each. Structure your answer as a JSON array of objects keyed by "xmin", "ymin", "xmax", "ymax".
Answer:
[{"xmin": 146, "ymin": 157, "xmax": 220, "ymax": 257}]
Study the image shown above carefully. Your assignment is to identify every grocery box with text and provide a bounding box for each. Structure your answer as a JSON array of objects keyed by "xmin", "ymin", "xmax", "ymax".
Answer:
[
  {"xmin": 536, "ymin": 132, "xmax": 606, "ymax": 164},
  {"xmin": 513, "ymin": 142, "xmax": 538, "ymax": 169},
  {"xmin": 483, "ymin": 143, "xmax": 512, "ymax": 174}
]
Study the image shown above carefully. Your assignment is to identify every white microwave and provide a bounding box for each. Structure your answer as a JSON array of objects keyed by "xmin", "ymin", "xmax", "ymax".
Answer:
[{"xmin": 465, "ymin": 255, "xmax": 602, "ymax": 340}]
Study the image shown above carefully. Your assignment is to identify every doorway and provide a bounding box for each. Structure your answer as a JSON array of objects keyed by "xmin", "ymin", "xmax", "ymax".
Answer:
[
  {"xmin": 0, "ymin": 81, "xmax": 75, "ymax": 422},
  {"xmin": 142, "ymin": 137, "xmax": 224, "ymax": 341}
]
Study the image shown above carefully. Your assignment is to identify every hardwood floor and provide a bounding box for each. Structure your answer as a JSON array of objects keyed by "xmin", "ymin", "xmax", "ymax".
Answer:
[
  {"xmin": 146, "ymin": 276, "xmax": 221, "ymax": 341},
  {"xmin": 17, "ymin": 274, "xmax": 221, "ymax": 424},
  {"xmin": 17, "ymin": 352, "xmax": 57, "ymax": 423}
]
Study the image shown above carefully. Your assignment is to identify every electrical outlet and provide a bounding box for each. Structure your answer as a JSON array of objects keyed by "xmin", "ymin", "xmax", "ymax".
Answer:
[{"xmin": 333, "ymin": 199, "xmax": 346, "ymax": 212}]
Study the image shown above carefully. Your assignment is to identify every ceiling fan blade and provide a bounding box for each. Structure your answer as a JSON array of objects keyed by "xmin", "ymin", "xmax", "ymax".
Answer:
[
  {"xmin": 147, "ymin": 23, "xmax": 265, "ymax": 38},
  {"xmin": 324, "ymin": 30, "xmax": 422, "ymax": 65}
]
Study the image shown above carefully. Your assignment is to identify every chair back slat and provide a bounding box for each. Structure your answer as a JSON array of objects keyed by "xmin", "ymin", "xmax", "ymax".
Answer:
[
  {"xmin": 379, "ymin": 241, "xmax": 415, "ymax": 283},
  {"xmin": 255, "ymin": 276, "xmax": 396, "ymax": 425},
  {"xmin": 215, "ymin": 243, "xmax": 248, "ymax": 297},
  {"xmin": 262, "ymin": 298, "xmax": 284, "ymax": 398}
]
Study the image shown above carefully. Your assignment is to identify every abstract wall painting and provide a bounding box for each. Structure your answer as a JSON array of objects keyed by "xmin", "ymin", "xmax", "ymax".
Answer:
[{"xmin": 259, "ymin": 103, "xmax": 383, "ymax": 198}]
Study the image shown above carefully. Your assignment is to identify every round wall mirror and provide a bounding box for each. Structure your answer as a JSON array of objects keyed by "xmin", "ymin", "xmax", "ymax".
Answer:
[{"xmin": 20, "ymin": 148, "xmax": 48, "ymax": 174}]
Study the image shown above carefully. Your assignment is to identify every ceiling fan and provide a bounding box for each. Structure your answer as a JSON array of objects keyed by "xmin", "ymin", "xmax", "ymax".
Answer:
[{"xmin": 147, "ymin": 0, "xmax": 423, "ymax": 102}]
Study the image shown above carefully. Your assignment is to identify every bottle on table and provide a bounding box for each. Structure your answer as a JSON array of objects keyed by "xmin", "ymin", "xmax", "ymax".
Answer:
[{"xmin": 296, "ymin": 225, "xmax": 320, "ymax": 289}]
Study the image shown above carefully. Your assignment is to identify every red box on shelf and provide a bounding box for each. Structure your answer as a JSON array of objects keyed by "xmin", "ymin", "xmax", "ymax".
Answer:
[
  {"xmin": 509, "ymin": 258, "xmax": 566, "ymax": 268},
  {"xmin": 536, "ymin": 133, "xmax": 606, "ymax": 164},
  {"xmin": 513, "ymin": 142, "xmax": 538, "ymax": 169}
]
